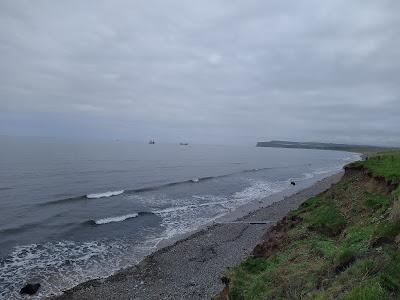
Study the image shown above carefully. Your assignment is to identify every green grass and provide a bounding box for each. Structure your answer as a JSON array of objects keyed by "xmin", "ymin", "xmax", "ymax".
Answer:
[
  {"xmin": 344, "ymin": 224, "xmax": 375, "ymax": 250},
  {"xmin": 334, "ymin": 247, "xmax": 357, "ymax": 269},
  {"xmin": 365, "ymin": 193, "xmax": 391, "ymax": 210},
  {"xmin": 379, "ymin": 250, "xmax": 400, "ymax": 293},
  {"xmin": 342, "ymin": 279, "xmax": 389, "ymax": 300},
  {"xmin": 374, "ymin": 222, "xmax": 400, "ymax": 239},
  {"xmin": 222, "ymin": 152, "xmax": 400, "ymax": 300},
  {"xmin": 349, "ymin": 152, "xmax": 400, "ymax": 183},
  {"xmin": 227, "ymin": 252, "xmax": 290, "ymax": 299},
  {"xmin": 311, "ymin": 238, "xmax": 337, "ymax": 259},
  {"xmin": 394, "ymin": 187, "xmax": 400, "ymax": 200},
  {"xmin": 345, "ymin": 259, "xmax": 380, "ymax": 279},
  {"xmin": 307, "ymin": 198, "xmax": 346, "ymax": 237}
]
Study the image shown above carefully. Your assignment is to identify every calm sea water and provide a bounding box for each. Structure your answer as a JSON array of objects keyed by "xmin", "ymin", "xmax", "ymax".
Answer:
[{"xmin": 0, "ymin": 136, "xmax": 360, "ymax": 298}]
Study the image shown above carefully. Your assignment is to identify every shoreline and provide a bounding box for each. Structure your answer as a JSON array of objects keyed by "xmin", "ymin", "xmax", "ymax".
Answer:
[
  {"xmin": 218, "ymin": 152, "xmax": 400, "ymax": 299},
  {"xmin": 54, "ymin": 171, "xmax": 344, "ymax": 300}
]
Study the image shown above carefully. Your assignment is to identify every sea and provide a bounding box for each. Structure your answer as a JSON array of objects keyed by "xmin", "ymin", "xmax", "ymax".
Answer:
[{"xmin": 0, "ymin": 136, "xmax": 361, "ymax": 299}]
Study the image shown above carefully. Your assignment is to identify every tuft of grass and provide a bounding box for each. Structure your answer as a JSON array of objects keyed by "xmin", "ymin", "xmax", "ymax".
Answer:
[
  {"xmin": 334, "ymin": 247, "xmax": 356, "ymax": 271},
  {"xmin": 379, "ymin": 249, "xmax": 400, "ymax": 293},
  {"xmin": 364, "ymin": 193, "xmax": 391, "ymax": 210},
  {"xmin": 346, "ymin": 259, "xmax": 380, "ymax": 279},
  {"xmin": 240, "ymin": 257, "xmax": 280, "ymax": 274},
  {"xmin": 226, "ymin": 252, "xmax": 289, "ymax": 299},
  {"xmin": 308, "ymin": 199, "xmax": 346, "ymax": 237},
  {"xmin": 343, "ymin": 224, "xmax": 375, "ymax": 251},
  {"xmin": 374, "ymin": 222, "xmax": 400, "ymax": 239},
  {"xmin": 341, "ymin": 278, "xmax": 389, "ymax": 300},
  {"xmin": 292, "ymin": 196, "xmax": 323, "ymax": 215},
  {"xmin": 394, "ymin": 187, "xmax": 400, "ymax": 200},
  {"xmin": 311, "ymin": 238, "xmax": 337, "ymax": 260}
]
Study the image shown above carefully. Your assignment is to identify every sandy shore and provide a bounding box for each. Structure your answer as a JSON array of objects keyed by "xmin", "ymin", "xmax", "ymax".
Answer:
[{"xmin": 54, "ymin": 172, "xmax": 343, "ymax": 300}]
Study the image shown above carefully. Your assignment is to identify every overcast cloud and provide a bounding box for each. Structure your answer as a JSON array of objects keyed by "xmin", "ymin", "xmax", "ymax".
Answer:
[{"xmin": 0, "ymin": 0, "xmax": 399, "ymax": 145}]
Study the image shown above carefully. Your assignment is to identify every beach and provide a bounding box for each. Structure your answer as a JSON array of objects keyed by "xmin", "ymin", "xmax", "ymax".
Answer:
[
  {"xmin": 0, "ymin": 139, "xmax": 358, "ymax": 298},
  {"xmin": 54, "ymin": 172, "xmax": 343, "ymax": 300}
]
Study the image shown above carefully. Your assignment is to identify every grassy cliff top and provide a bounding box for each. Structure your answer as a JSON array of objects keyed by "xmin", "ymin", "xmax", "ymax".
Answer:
[
  {"xmin": 220, "ymin": 152, "xmax": 400, "ymax": 300},
  {"xmin": 347, "ymin": 152, "xmax": 400, "ymax": 184}
]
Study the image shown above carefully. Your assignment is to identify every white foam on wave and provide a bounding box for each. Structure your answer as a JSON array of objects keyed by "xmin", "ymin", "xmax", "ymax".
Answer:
[
  {"xmin": 0, "ymin": 237, "xmax": 162, "ymax": 299},
  {"xmin": 0, "ymin": 175, "xmax": 319, "ymax": 298},
  {"xmin": 232, "ymin": 180, "xmax": 287, "ymax": 204},
  {"xmin": 94, "ymin": 213, "xmax": 139, "ymax": 225},
  {"xmin": 312, "ymin": 165, "xmax": 342, "ymax": 175},
  {"xmin": 344, "ymin": 154, "xmax": 361, "ymax": 162},
  {"xmin": 191, "ymin": 178, "xmax": 199, "ymax": 183},
  {"xmin": 290, "ymin": 172, "xmax": 315, "ymax": 182},
  {"xmin": 149, "ymin": 180, "xmax": 289, "ymax": 240},
  {"xmin": 86, "ymin": 190, "xmax": 124, "ymax": 199},
  {"xmin": 302, "ymin": 172, "xmax": 315, "ymax": 180},
  {"xmin": 149, "ymin": 195, "xmax": 229, "ymax": 239}
]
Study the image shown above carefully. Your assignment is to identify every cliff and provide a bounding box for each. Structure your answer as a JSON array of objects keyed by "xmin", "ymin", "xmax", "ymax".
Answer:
[{"xmin": 218, "ymin": 151, "xmax": 400, "ymax": 299}]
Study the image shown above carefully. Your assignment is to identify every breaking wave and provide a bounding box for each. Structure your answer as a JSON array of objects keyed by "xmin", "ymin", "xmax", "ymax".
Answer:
[
  {"xmin": 86, "ymin": 212, "xmax": 155, "ymax": 225},
  {"xmin": 86, "ymin": 190, "xmax": 124, "ymax": 199},
  {"xmin": 92, "ymin": 213, "xmax": 138, "ymax": 225},
  {"xmin": 38, "ymin": 167, "xmax": 274, "ymax": 207}
]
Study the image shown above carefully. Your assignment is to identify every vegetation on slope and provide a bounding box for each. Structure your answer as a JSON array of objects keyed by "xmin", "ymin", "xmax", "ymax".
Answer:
[
  {"xmin": 220, "ymin": 152, "xmax": 400, "ymax": 300},
  {"xmin": 348, "ymin": 152, "xmax": 400, "ymax": 184}
]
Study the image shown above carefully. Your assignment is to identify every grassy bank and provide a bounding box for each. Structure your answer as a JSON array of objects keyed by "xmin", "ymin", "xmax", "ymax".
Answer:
[{"xmin": 219, "ymin": 152, "xmax": 400, "ymax": 299}]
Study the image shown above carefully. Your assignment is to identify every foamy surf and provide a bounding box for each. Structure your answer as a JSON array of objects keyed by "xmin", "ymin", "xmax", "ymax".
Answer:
[
  {"xmin": 94, "ymin": 213, "xmax": 139, "ymax": 225},
  {"xmin": 86, "ymin": 190, "xmax": 124, "ymax": 199}
]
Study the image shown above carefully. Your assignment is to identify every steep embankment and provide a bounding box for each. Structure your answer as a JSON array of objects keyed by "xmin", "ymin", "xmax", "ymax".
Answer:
[{"xmin": 219, "ymin": 152, "xmax": 400, "ymax": 299}]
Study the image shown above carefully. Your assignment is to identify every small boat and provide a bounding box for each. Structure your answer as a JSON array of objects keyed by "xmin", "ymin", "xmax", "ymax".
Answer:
[
  {"xmin": 149, "ymin": 139, "xmax": 155, "ymax": 144},
  {"xmin": 179, "ymin": 142, "xmax": 189, "ymax": 146}
]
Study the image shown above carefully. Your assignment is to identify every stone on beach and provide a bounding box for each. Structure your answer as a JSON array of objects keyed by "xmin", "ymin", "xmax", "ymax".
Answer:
[{"xmin": 20, "ymin": 283, "xmax": 41, "ymax": 295}]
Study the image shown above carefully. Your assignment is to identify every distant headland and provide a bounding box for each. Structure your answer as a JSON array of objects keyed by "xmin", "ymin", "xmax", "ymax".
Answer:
[{"xmin": 256, "ymin": 140, "xmax": 398, "ymax": 153}]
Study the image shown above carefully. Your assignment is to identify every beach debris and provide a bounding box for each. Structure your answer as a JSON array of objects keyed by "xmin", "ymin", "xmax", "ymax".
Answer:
[
  {"xmin": 290, "ymin": 181, "xmax": 296, "ymax": 186},
  {"xmin": 20, "ymin": 283, "xmax": 41, "ymax": 295}
]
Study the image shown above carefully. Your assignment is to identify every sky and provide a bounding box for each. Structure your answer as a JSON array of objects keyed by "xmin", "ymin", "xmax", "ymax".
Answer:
[{"xmin": 0, "ymin": 0, "xmax": 399, "ymax": 146}]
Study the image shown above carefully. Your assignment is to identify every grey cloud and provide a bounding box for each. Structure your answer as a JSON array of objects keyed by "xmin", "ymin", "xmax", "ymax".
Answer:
[{"xmin": 0, "ymin": 0, "xmax": 399, "ymax": 145}]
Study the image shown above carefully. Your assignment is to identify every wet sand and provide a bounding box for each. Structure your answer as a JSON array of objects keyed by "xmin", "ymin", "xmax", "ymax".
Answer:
[{"xmin": 54, "ymin": 172, "xmax": 343, "ymax": 300}]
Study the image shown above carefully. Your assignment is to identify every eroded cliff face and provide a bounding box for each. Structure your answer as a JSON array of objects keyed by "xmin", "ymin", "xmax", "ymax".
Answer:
[{"xmin": 217, "ymin": 154, "xmax": 400, "ymax": 300}]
